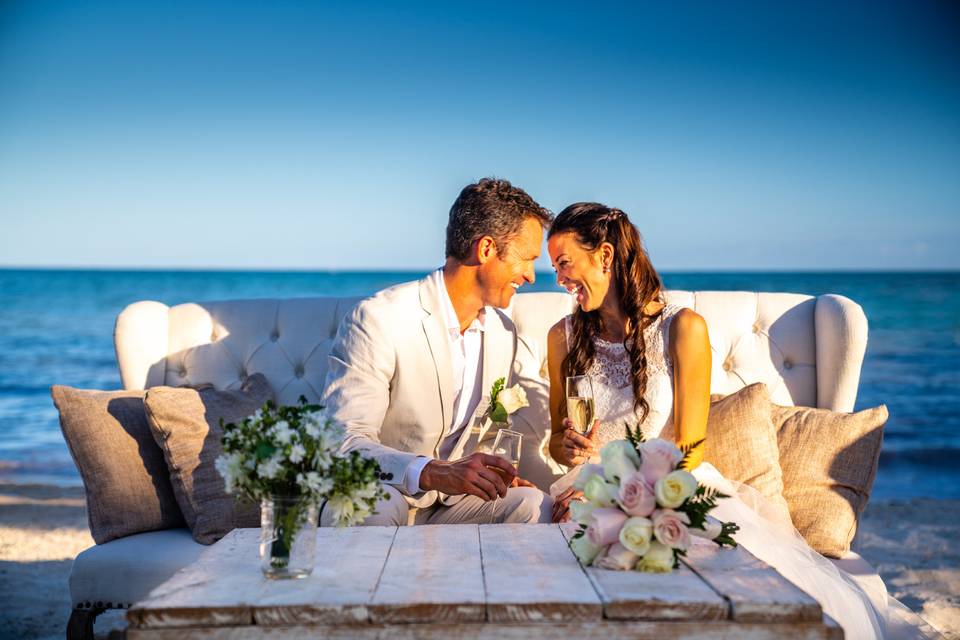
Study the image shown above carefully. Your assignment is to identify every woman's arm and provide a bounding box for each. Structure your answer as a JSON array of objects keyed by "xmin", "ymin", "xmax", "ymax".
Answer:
[{"xmin": 668, "ymin": 308, "xmax": 712, "ymax": 469}]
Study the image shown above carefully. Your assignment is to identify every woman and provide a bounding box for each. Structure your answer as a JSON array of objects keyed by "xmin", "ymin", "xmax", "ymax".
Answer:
[{"xmin": 545, "ymin": 202, "xmax": 933, "ymax": 639}]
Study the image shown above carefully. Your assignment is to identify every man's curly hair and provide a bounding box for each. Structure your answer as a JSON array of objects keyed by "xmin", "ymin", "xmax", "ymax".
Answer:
[{"xmin": 445, "ymin": 178, "xmax": 553, "ymax": 260}]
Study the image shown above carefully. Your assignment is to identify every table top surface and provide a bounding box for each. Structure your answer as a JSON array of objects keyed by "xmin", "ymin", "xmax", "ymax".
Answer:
[{"xmin": 128, "ymin": 523, "xmax": 828, "ymax": 631}]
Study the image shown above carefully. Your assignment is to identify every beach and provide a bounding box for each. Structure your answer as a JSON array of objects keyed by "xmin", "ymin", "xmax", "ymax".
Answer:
[{"xmin": 0, "ymin": 482, "xmax": 956, "ymax": 639}]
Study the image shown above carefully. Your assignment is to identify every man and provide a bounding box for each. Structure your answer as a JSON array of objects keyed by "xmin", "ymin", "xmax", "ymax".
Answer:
[{"xmin": 321, "ymin": 178, "xmax": 554, "ymax": 525}]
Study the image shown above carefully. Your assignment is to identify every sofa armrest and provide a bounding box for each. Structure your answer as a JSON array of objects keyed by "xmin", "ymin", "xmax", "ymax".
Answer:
[
  {"xmin": 114, "ymin": 300, "xmax": 170, "ymax": 390},
  {"xmin": 815, "ymin": 294, "xmax": 868, "ymax": 412}
]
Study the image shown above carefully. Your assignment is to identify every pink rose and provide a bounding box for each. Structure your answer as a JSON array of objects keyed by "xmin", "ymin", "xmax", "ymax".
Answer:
[
  {"xmin": 618, "ymin": 471, "xmax": 656, "ymax": 517},
  {"xmin": 639, "ymin": 439, "xmax": 683, "ymax": 486},
  {"xmin": 652, "ymin": 508, "xmax": 692, "ymax": 550},
  {"xmin": 593, "ymin": 542, "xmax": 639, "ymax": 571},
  {"xmin": 586, "ymin": 508, "xmax": 628, "ymax": 546}
]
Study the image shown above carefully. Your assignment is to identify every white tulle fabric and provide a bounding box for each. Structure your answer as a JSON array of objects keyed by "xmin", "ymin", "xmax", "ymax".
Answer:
[{"xmin": 551, "ymin": 307, "xmax": 937, "ymax": 639}]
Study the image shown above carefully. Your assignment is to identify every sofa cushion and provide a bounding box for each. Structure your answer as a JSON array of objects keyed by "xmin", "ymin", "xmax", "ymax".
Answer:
[
  {"xmin": 703, "ymin": 383, "xmax": 792, "ymax": 519},
  {"xmin": 144, "ymin": 374, "xmax": 273, "ymax": 544},
  {"xmin": 51, "ymin": 386, "xmax": 185, "ymax": 544},
  {"xmin": 69, "ymin": 528, "xmax": 204, "ymax": 608},
  {"xmin": 773, "ymin": 403, "xmax": 887, "ymax": 558}
]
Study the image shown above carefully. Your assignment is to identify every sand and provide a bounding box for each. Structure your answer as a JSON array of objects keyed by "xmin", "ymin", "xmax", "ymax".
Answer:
[{"xmin": 0, "ymin": 482, "xmax": 957, "ymax": 639}]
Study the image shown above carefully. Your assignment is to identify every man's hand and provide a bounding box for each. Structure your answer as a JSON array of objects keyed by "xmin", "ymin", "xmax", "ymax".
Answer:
[
  {"xmin": 552, "ymin": 486, "xmax": 584, "ymax": 523},
  {"xmin": 556, "ymin": 418, "xmax": 601, "ymax": 466},
  {"xmin": 420, "ymin": 453, "xmax": 517, "ymax": 501}
]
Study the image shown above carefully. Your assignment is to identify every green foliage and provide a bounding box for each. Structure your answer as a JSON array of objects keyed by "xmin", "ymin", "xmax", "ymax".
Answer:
[
  {"xmin": 490, "ymin": 377, "xmax": 505, "ymax": 405},
  {"xmin": 678, "ymin": 438, "xmax": 705, "ymax": 471},
  {"xmin": 624, "ymin": 422, "xmax": 646, "ymax": 456}
]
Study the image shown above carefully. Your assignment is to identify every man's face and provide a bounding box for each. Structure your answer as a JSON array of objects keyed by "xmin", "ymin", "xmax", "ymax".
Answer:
[{"xmin": 478, "ymin": 217, "xmax": 544, "ymax": 309}]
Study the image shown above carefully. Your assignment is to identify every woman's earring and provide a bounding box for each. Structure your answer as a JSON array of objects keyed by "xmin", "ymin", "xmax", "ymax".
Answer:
[{"xmin": 603, "ymin": 264, "xmax": 610, "ymax": 274}]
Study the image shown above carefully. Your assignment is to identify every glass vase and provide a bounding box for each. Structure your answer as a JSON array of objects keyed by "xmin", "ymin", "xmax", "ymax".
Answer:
[{"xmin": 259, "ymin": 494, "xmax": 318, "ymax": 579}]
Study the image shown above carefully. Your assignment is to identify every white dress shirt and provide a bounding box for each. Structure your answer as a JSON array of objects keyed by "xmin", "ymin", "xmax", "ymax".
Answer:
[{"xmin": 403, "ymin": 268, "xmax": 485, "ymax": 493}]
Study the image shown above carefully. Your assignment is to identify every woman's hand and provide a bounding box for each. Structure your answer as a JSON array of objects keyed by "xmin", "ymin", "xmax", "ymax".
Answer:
[
  {"xmin": 552, "ymin": 486, "xmax": 585, "ymax": 523},
  {"xmin": 556, "ymin": 418, "xmax": 600, "ymax": 467}
]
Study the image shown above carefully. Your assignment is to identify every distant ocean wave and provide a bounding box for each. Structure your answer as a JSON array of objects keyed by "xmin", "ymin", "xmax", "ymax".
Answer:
[{"xmin": 1, "ymin": 268, "xmax": 957, "ymax": 499}]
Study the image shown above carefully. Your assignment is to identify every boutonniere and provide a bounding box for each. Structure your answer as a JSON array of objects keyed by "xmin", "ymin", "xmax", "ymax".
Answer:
[{"xmin": 489, "ymin": 377, "xmax": 529, "ymax": 424}]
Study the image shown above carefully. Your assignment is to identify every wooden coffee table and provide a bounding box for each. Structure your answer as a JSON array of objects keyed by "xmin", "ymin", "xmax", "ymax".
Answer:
[{"xmin": 127, "ymin": 523, "xmax": 841, "ymax": 638}]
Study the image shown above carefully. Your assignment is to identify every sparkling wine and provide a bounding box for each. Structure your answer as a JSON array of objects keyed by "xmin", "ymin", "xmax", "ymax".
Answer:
[{"xmin": 567, "ymin": 396, "xmax": 595, "ymax": 433}]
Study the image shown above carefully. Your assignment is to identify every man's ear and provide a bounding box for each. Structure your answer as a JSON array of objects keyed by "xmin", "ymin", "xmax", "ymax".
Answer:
[{"xmin": 476, "ymin": 235, "xmax": 498, "ymax": 264}]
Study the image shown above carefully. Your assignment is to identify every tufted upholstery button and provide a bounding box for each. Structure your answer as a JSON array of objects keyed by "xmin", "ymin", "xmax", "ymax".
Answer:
[
  {"xmin": 294, "ymin": 364, "xmax": 305, "ymax": 378},
  {"xmin": 783, "ymin": 359, "xmax": 793, "ymax": 370},
  {"xmin": 270, "ymin": 329, "xmax": 279, "ymax": 342},
  {"xmin": 178, "ymin": 367, "xmax": 187, "ymax": 377},
  {"xmin": 723, "ymin": 360, "xmax": 732, "ymax": 372},
  {"xmin": 752, "ymin": 322, "xmax": 761, "ymax": 334}
]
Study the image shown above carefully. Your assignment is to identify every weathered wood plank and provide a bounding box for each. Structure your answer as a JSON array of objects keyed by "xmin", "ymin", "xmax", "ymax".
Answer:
[
  {"xmin": 130, "ymin": 527, "xmax": 397, "ymax": 629},
  {"xmin": 368, "ymin": 524, "xmax": 485, "ymax": 623},
  {"xmin": 254, "ymin": 526, "xmax": 397, "ymax": 625},
  {"xmin": 127, "ymin": 620, "xmax": 840, "ymax": 640},
  {"xmin": 128, "ymin": 529, "xmax": 255, "ymax": 629},
  {"xmin": 681, "ymin": 537, "xmax": 822, "ymax": 623},
  {"xmin": 559, "ymin": 523, "xmax": 729, "ymax": 621},
  {"xmin": 480, "ymin": 523, "xmax": 601, "ymax": 622}
]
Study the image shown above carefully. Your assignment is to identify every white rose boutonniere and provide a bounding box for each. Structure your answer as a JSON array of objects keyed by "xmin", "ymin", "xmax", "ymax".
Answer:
[{"xmin": 489, "ymin": 377, "xmax": 528, "ymax": 423}]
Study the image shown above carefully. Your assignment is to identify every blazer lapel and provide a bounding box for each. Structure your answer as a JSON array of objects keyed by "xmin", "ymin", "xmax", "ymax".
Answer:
[
  {"xmin": 419, "ymin": 275, "xmax": 454, "ymax": 441},
  {"xmin": 481, "ymin": 307, "xmax": 517, "ymax": 400}
]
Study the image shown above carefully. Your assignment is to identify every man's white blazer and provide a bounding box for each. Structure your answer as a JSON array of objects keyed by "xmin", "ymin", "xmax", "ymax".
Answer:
[{"xmin": 322, "ymin": 273, "xmax": 518, "ymax": 508}]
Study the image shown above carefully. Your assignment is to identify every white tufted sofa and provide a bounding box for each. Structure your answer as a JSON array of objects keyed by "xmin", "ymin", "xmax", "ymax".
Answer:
[{"xmin": 68, "ymin": 289, "xmax": 878, "ymax": 635}]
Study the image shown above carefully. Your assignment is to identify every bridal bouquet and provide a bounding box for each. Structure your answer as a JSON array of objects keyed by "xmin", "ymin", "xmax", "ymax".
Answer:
[{"xmin": 568, "ymin": 427, "xmax": 738, "ymax": 573}]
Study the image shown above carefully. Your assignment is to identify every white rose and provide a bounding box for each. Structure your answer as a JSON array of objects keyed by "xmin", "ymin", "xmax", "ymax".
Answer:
[
  {"xmin": 654, "ymin": 469, "xmax": 698, "ymax": 508},
  {"xmin": 594, "ymin": 542, "xmax": 639, "ymax": 571},
  {"xmin": 569, "ymin": 499, "xmax": 597, "ymax": 525},
  {"xmin": 497, "ymin": 384, "xmax": 529, "ymax": 414},
  {"xmin": 573, "ymin": 463, "xmax": 605, "ymax": 490},
  {"xmin": 569, "ymin": 534, "xmax": 605, "ymax": 565},
  {"xmin": 637, "ymin": 540, "xmax": 675, "ymax": 573},
  {"xmin": 583, "ymin": 474, "xmax": 619, "ymax": 508},
  {"xmin": 618, "ymin": 516, "xmax": 654, "ymax": 556},
  {"xmin": 600, "ymin": 440, "xmax": 640, "ymax": 483}
]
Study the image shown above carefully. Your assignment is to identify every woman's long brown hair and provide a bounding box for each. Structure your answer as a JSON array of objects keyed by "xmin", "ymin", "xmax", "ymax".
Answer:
[{"xmin": 549, "ymin": 202, "xmax": 664, "ymax": 420}]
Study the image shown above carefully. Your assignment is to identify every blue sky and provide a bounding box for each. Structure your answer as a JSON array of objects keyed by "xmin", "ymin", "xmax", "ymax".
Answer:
[{"xmin": 1, "ymin": 1, "xmax": 957, "ymax": 270}]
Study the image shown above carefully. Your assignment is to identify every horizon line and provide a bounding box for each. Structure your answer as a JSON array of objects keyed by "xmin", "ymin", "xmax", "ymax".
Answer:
[{"xmin": 1, "ymin": 265, "xmax": 958, "ymax": 275}]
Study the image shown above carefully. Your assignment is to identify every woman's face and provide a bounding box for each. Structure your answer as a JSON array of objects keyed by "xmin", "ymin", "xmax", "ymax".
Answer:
[{"xmin": 548, "ymin": 231, "xmax": 612, "ymax": 312}]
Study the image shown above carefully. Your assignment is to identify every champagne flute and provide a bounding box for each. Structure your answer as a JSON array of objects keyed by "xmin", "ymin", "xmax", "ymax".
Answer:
[
  {"xmin": 566, "ymin": 375, "xmax": 596, "ymax": 435},
  {"xmin": 490, "ymin": 428, "xmax": 522, "ymax": 486}
]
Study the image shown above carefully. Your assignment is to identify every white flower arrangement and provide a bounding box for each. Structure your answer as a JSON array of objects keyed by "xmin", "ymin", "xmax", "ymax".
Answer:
[
  {"xmin": 568, "ymin": 426, "xmax": 739, "ymax": 573},
  {"xmin": 216, "ymin": 397, "xmax": 387, "ymax": 528}
]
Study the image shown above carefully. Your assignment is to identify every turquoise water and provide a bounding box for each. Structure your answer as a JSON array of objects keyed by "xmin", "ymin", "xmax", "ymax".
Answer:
[{"xmin": 1, "ymin": 269, "xmax": 957, "ymax": 499}]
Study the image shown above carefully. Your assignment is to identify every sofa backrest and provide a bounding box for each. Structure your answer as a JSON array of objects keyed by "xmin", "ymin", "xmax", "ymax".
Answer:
[{"xmin": 115, "ymin": 289, "xmax": 867, "ymax": 413}]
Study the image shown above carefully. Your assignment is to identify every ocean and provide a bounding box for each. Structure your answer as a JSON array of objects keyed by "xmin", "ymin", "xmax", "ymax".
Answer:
[{"xmin": 1, "ymin": 269, "xmax": 957, "ymax": 499}]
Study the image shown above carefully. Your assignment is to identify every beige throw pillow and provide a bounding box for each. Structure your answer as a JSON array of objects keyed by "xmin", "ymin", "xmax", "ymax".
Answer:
[
  {"xmin": 703, "ymin": 383, "xmax": 792, "ymax": 519},
  {"xmin": 51, "ymin": 386, "xmax": 185, "ymax": 544},
  {"xmin": 144, "ymin": 374, "xmax": 274, "ymax": 544},
  {"xmin": 772, "ymin": 403, "xmax": 887, "ymax": 558}
]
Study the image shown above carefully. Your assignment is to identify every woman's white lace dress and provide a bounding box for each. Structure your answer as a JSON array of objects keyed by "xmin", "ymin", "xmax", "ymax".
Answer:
[{"xmin": 550, "ymin": 305, "xmax": 935, "ymax": 639}]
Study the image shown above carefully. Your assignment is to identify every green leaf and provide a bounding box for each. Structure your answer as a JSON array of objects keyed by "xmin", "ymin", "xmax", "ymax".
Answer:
[
  {"xmin": 678, "ymin": 438, "xmax": 706, "ymax": 470},
  {"xmin": 490, "ymin": 403, "xmax": 508, "ymax": 424},
  {"xmin": 490, "ymin": 377, "xmax": 505, "ymax": 405},
  {"xmin": 255, "ymin": 441, "xmax": 277, "ymax": 460}
]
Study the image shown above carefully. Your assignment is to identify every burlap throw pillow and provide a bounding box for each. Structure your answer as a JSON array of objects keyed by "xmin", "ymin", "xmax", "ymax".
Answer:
[
  {"xmin": 772, "ymin": 403, "xmax": 886, "ymax": 558},
  {"xmin": 704, "ymin": 383, "xmax": 792, "ymax": 520},
  {"xmin": 51, "ymin": 386, "xmax": 185, "ymax": 544},
  {"xmin": 144, "ymin": 374, "xmax": 274, "ymax": 544}
]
